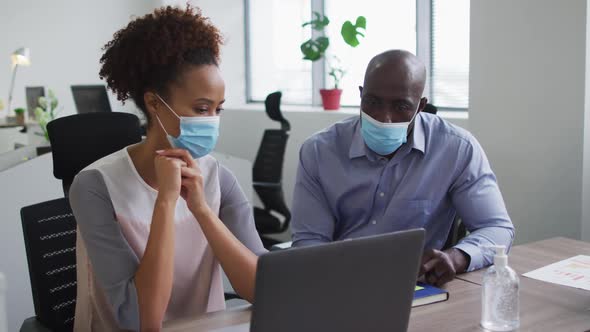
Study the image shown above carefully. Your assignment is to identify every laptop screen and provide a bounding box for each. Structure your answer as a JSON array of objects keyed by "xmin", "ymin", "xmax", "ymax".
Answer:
[{"xmin": 71, "ymin": 85, "xmax": 112, "ymax": 114}]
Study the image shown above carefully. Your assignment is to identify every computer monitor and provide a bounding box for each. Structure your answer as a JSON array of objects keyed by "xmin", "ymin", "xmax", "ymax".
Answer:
[
  {"xmin": 25, "ymin": 86, "xmax": 45, "ymax": 119},
  {"xmin": 71, "ymin": 85, "xmax": 112, "ymax": 114}
]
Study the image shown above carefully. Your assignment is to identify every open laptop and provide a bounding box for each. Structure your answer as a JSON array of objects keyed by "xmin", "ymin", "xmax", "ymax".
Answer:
[
  {"xmin": 216, "ymin": 228, "xmax": 425, "ymax": 332},
  {"xmin": 71, "ymin": 85, "xmax": 112, "ymax": 113}
]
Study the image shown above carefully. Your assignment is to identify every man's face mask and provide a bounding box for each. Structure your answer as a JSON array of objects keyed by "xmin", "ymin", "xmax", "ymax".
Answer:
[
  {"xmin": 155, "ymin": 94, "xmax": 220, "ymax": 159},
  {"xmin": 360, "ymin": 103, "xmax": 420, "ymax": 156}
]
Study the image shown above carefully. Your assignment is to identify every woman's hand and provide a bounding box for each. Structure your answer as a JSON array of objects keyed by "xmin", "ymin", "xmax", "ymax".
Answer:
[
  {"xmin": 156, "ymin": 149, "xmax": 210, "ymax": 216},
  {"xmin": 154, "ymin": 152, "xmax": 186, "ymax": 202},
  {"xmin": 157, "ymin": 149, "xmax": 258, "ymax": 303}
]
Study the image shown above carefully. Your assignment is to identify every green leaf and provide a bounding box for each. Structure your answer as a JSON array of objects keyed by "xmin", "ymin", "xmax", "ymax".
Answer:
[
  {"xmin": 316, "ymin": 36, "xmax": 330, "ymax": 52},
  {"xmin": 300, "ymin": 37, "xmax": 330, "ymax": 61},
  {"xmin": 341, "ymin": 16, "xmax": 367, "ymax": 47},
  {"xmin": 356, "ymin": 16, "xmax": 366, "ymax": 29},
  {"xmin": 302, "ymin": 11, "xmax": 330, "ymax": 30},
  {"xmin": 38, "ymin": 97, "xmax": 47, "ymax": 109}
]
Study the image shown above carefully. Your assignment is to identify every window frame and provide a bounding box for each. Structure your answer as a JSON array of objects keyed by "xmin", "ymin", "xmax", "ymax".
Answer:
[{"xmin": 244, "ymin": 0, "xmax": 467, "ymax": 111}]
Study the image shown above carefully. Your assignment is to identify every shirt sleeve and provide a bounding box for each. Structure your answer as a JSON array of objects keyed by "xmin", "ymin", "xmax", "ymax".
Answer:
[
  {"xmin": 291, "ymin": 140, "xmax": 337, "ymax": 247},
  {"xmin": 68, "ymin": 169, "xmax": 140, "ymax": 331},
  {"xmin": 449, "ymin": 135, "xmax": 515, "ymax": 272},
  {"xmin": 218, "ymin": 164, "xmax": 267, "ymax": 256}
]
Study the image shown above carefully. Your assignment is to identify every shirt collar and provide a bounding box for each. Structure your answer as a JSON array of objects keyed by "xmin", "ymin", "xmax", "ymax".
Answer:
[
  {"xmin": 349, "ymin": 118, "xmax": 367, "ymax": 159},
  {"xmin": 407, "ymin": 112, "xmax": 426, "ymax": 154},
  {"xmin": 348, "ymin": 113, "xmax": 426, "ymax": 160}
]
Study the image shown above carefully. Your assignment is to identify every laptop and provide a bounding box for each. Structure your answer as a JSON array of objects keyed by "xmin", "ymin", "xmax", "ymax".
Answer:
[
  {"xmin": 216, "ymin": 228, "xmax": 425, "ymax": 332},
  {"xmin": 71, "ymin": 85, "xmax": 112, "ymax": 113},
  {"xmin": 25, "ymin": 86, "xmax": 44, "ymax": 119}
]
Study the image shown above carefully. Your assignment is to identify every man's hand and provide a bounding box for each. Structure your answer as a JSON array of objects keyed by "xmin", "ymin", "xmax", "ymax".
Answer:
[{"xmin": 419, "ymin": 248, "xmax": 469, "ymax": 287}]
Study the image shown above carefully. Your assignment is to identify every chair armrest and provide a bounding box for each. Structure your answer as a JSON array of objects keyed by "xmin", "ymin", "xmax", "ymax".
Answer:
[{"xmin": 20, "ymin": 317, "xmax": 51, "ymax": 332}]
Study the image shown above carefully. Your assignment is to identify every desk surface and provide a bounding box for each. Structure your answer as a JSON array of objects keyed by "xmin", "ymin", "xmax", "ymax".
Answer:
[
  {"xmin": 164, "ymin": 237, "xmax": 590, "ymax": 332},
  {"xmin": 456, "ymin": 237, "xmax": 590, "ymax": 331},
  {"xmin": 0, "ymin": 117, "xmax": 36, "ymax": 128},
  {"xmin": 458, "ymin": 237, "xmax": 590, "ymax": 284}
]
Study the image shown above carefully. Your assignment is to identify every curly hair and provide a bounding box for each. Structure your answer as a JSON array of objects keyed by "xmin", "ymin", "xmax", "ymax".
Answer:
[{"xmin": 99, "ymin": 5, "xmax": 223, "ymax": 119}]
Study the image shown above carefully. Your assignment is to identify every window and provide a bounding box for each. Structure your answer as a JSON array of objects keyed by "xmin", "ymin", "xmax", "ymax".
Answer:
[
  {"xmin": 246, "ymin": 0, "xmax": 312, "ymax": 104},
  {"xmin": 246, "ymin": 0, "xmax": 470, "ymax": 110},
  {"xmin": 431, "ymin": 0, "xmax": 470, "ymax": 109}
]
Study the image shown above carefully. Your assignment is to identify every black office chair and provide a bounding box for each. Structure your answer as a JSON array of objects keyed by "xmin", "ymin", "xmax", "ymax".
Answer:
[
  {"xmin": 20, "ymin": 198, "xmax": 77, "ymax": 332},
  {"xmin": 423, "ymin": 103, "xmax": 438, "ymax": 115},
  {"xmin": 252, "ymin": 92, "xmax": 292, "ymax": 249},
  {"xmin": 47, "ymin": 112, "xmax": 142, "ymax": 195},
  {"xmin": 442, "ymin": 217, "xmax": 468, "ymax": 250}
]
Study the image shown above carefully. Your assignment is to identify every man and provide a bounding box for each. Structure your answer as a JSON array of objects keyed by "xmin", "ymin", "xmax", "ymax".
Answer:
[{"xmin": 291, "ymin": 50, "xmax": 514, "ymax": 286}]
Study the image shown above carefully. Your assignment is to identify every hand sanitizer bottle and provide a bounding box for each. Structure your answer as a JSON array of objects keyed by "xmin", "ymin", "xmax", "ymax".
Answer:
[
  {"xmin": 481, "ymin": 245, "xmax": 519, "ymax": 331},
  {"xmin": 0, "ymin": 273, "xmax": 7, "ymax": 332}
]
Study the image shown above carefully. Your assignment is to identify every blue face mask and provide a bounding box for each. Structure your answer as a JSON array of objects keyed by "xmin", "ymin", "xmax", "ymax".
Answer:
[
  {"xmin": 360, "ymin": 106, "xmax": 419, "ymax": 156},
  {"xmin": 155, "ymin": 94, "xmax": 220, "ymax": 159}
]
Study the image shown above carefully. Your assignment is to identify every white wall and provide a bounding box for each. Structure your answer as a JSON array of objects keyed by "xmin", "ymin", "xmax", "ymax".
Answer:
[
  {"xmin": 583, "ymin": 0, "xmax": 590, "ymax": 241},
  {"xmin": 470, "ymin": 0, "xmax": 587, "ymax": 244},
  {"xmin": 163, "ymin": 0, "xmax": 248, "ymax": 107},
  {"xmin": 0, "ymin": 0, "xmax": 160, "ymax": 121}
]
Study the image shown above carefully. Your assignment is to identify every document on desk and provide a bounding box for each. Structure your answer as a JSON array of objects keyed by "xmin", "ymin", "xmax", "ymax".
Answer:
[{"xmin": 523, "ymin": 255, "xmax": 590, "ymax": 291}]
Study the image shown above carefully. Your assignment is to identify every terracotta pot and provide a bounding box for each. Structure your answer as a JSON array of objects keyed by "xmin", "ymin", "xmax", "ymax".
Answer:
[
  {"xmin": 319, "ymin": 89, "xmax": 343, "ymax": 110},
  {"xmin": 15, "ymin": 113, "xmax": 25, "ymax": 125}
]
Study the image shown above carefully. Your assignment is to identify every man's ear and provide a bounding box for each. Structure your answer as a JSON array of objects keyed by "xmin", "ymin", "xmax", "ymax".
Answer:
[
  {"xmin": 358, "ymin": 86, "xmax": 363, "ymax": 98},
  {"xmin": 419, "ymin": 97, "xmax": 428, "ymax": 113}
]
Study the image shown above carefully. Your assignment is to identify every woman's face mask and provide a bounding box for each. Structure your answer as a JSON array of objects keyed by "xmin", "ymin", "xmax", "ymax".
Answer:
[{"xmin": 155, "ymin": 94, "xmax": 220, "ymax": 159}]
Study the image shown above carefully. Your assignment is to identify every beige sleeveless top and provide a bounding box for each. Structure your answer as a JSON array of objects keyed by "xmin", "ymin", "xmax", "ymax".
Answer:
[{"xmin": 71, "ymin": 148, "xmax": 225, "ymax": 331}]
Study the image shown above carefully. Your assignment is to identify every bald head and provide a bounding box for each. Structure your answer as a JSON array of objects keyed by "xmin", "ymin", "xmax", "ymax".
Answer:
[
  {"xmin": 360, "ymin": 50, "xmax": 427, "ymax": 124},
  {"xmin": 363, "ymin": 50, "xmax": 426, "ymax": 95}
]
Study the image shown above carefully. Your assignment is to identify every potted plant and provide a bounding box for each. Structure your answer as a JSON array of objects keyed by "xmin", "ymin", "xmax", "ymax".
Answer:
[
  {"xmin": 320, "ymin": 56, "xmax": 346, "ymax": 111},
  {"xmin": 300, "ymin": 12, "xmax": 366, "ymax": 110},
  {"xmin": 34, "ymin": 89, "xmax": 60, "ymax": 142},
  {"xmin": 14, "ymin": 108, "xmax": 25, "ymax": 125}
]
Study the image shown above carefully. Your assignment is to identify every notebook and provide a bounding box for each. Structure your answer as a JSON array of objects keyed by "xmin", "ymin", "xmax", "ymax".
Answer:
[{"xmin": 412, "ymin": 283, "xmax": 449, "ymax": 307}]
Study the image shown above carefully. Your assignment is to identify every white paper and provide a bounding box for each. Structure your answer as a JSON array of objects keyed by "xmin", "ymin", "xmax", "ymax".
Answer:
[{"xmin": 523, "ymin": 255, "xmax": 590, "ymax": 291}]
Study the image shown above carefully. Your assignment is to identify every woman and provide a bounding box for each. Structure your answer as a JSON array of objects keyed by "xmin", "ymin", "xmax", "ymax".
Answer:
[{"xmin": 69, "ymin": 5, "xmax": 266, "ymax": 331}]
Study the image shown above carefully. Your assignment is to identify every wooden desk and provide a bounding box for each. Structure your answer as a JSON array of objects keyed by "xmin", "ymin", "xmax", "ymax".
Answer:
[
  {"xmin": 164, "ymin": 238, "xmax": 590, "ymax": 331},
  {"xmin": 408, "ymin": 279, "xmax": 481, "ymax": 332},
  {"xmin": 458, "ymin": 237, "xmax": 590, "ymax": 285},
  {"xmin": 455, "ymin": 237, "xmax": 590, "ymax": 331},
  {"xmin": 163, "ymin": 306, "xmax": 251, "ymax": 332},
  {"xmin": 163, "ymin": 279, "xmax": 479, "ymax": 332}
]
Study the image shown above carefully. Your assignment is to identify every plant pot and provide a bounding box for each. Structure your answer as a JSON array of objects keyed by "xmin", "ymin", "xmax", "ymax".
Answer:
[
  {"xmin": 15, "ymin": 113, "xmax": 25, "ymax": 125},
  {"xmin": 320, "ymin": 89, "xmax": 343, "ymax": 110}
]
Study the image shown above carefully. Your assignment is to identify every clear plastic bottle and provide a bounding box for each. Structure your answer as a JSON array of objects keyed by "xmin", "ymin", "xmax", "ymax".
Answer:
[{"xmin": 481, "ymin": 245, "xmax": 520, "ymax": 331}]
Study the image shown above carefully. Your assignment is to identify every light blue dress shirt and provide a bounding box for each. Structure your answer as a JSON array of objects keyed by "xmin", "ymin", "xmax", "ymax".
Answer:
[{"xmin": 291, "ymin": 112, "xmax": 514, "ymax": 272}]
